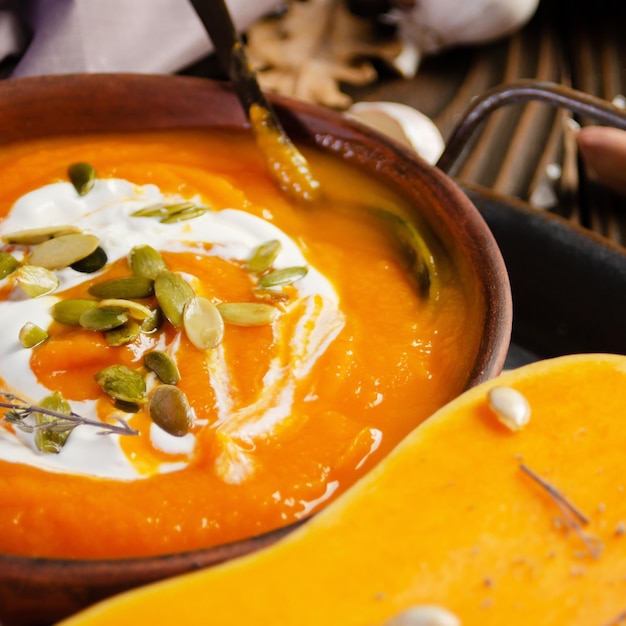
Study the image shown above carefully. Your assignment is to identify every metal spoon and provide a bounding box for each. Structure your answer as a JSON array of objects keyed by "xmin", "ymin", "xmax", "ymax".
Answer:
[{"xmin": 189, "ymin": 0, "xmax": 320, "ymax": 203}]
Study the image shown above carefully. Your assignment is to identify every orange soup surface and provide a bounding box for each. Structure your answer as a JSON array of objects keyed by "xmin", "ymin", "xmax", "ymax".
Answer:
[{"xmin": 0, "ymin": 129, "xmax": 481, "ymax": 558}]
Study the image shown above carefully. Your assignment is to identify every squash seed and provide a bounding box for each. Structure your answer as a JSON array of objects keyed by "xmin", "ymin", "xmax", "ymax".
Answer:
[
  {"xmin": 79, "ymin": 307, "xmax": 129, "ymax": 331},
  {"xmin": 88, "ymin": 275, "xmax": 155, "ymax": 299},
  {"xmin": 131, "ymin": 201, "xmax": 196, "ymax": 219},
  {"xmin": 217, "ymin": 302, "xmax": 279, "ymax": 326},
  {"xmin": 154, "ymin": 271, "xmax": 194, "ymax": 328},
  {"xmin": 257, "ymin": 265, "xmax": 308, "ymax": 288},
  {"xmin": 68, "ymin": 162, "xmax": 96, "ymax": 196},
  {"xmin": 28, "ymin": 233, "xmax": 100, "ymax": 270},
  {"xmin": 1, "ymin": 225, "xmax": 80, "ymax": 245},
  {"xmin": 144, "ymin": 351, "xmax": 181, "ymax": 385},
  {"xmin": 129, "ymin": 245, "xmax": 168, "ymax": 280},
  {"xmin": 50, "ymin": 298, "xmax": 99, "ymax": 325},
  {"xmin": 105, "ymin": 319, "xmax": 141, "ymax": 347},
  {"xmin": 248, "ymin": 239, "xmax": 281, "ymax": 273},
  {"xmin": 140, "ymin": 307, "xmax": 163, "ymax": 334},
  {"xmin": 95, "ymin": 365, "xmax": 146, "ymax": 404},
  {"xmin": 148, "ymin": 384, "xmax": 193, "ymax": 437},
  {"xmin": 70, "ymin": 246, "xmax": 108, "ymax": 273},
  {"xmin": 183, "ymin": 296, "xmax": 224, "ymax": 350},
  {"xmin": 19, "ymin": 322, "xmax": 49, "ymax": 348},
  {"xmin": 160, "ymin": 206, "xmax": 207, "ymax": 224},
  {"xmin": 16, "ymin": 265, "xmax": 59, "ymax": 297},
  {"xmin": 0, "ymin": 251, "xmax": 19, "ymax": 279},
  {"xmin": 98, "ymin": 298, "xmax": 153, "ymax": 321},
  {"xmin": 35, "ymin": 392, "xmax": 73, "ymax": 454}
]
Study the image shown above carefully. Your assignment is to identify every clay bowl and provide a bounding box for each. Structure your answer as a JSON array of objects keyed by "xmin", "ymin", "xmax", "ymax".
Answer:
[{"xmin": 0, "ymin": 74, "xmax": 512, "ymax": 626}]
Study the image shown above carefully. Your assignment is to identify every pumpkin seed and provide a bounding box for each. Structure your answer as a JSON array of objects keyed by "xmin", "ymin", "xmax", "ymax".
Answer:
[
  {"xmin": 50, "ymin": 298, "xmax": 99, "ymax": 325},
  {"xmin": 183, "ymin": 296, "xmax": 224, "ymax": 350},
  {"xmin": 35, "ymin": 392, "xmax": 73, "ymax": 453},
  {"xmin": 113, "ymin": 399, "xmax": 141, "ymax": 413},
  {"xmin": 105, "ymin": 319, "xmax": 141, "ymax": 347},
  {"xmin": 0, "ymin": 251, "xmax": 19, "ymax": 279},
  {"xmin": 144, "ymin": 351, "xmax": 181, "ymax": 385},
  {"xmin": 257, "ymin": 266, "xmax": 308, "ymax": 288},
  {"xmin": 18, "ymin": 322, "xmax": 49, "ymax": 348},
  {"xmin": 217, "ymin": 302, "xmax": 279, "ymax": 326},
  {"xmin": 28, "ymin": 233, "xmax": 100, "ymax": 270},
  {"xmin": 16, "ymin": 265, "xmax": 59, "ymax": 297},
  {"xmin": 1, "ymin": 225, "xmax": 80, "ymax": 245},
  {"xmin": 95, "ymin": 365, "xmax": 146, "ymax": 404},
  {"xmin": 70, "ymin": 246, "xmax": 108, "ymax": 273},
  {"xmin": 131, "ymin": 201, "xmax": 196, "ymax": 219},
  {"xmin": 98, "ymin": 298, "xmax": 153, "ymax": 321},
  {"xmin": 160, "ymin": 206, "xmax": 207, "ymax": 223},
  {"xmin": 129, "ymin": 245, "xmax": 168, "ymax": 280},
  {"xmin": 68, "ymin": 162, "xmax": 96, "ymax": 196},
  {"xmin": 154, "ymin": 271, "xmax": 194, "ymax": 328},
  {"xmin": 248, "ymin": 239, "xmax": 281, "ymax": 273},
  {"xmin": 140, "ymin": 307, "xmax": 163, "ymax": 334},
  {"xmin": 79, "ymin": 307, "xmax": 129, "ymax": 331},
  {"xmin": 148, "ymin": 384, "xmax": 193, "ymax": 437},
  {"xmin": 88, "ymin": 275, "xmax": 155, "ymax": 299},
  {"xmin": 130, "ymin": 203, "xmax": 168, "ymax": 218}
]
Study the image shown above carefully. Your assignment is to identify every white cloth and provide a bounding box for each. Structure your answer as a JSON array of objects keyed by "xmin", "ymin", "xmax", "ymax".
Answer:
[{"xmin": 0, "ymin": 0, "xmax": 280, "ymax": 77}]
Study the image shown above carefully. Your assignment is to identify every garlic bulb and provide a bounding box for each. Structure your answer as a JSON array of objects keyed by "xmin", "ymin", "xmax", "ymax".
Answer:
[{"xmin": 388, "ymin": 0, "xmax": 540, "ymax": 75}]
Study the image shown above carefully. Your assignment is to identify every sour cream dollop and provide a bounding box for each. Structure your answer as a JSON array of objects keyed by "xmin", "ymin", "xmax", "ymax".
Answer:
[{"xmin": 0, "ymin": 179, "xmax": 345, "ymax": 481}]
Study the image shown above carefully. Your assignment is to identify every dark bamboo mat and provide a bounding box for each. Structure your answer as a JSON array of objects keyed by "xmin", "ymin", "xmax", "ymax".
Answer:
[{"xmin": 348, "ymin": 0, "xmax": 626, "ymax": 245}]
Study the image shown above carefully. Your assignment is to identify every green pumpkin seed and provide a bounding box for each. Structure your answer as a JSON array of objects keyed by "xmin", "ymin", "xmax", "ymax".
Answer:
[
  {"xmin": 248, "ymin": 239, "xmax": 281, "ymax": 273},
  {"xmin": 18, "ymin": 322, "xmax": 49, "ymax": 348},
  {"xmin": 257, "ymin": 266, "xmax": 308, "ymax": 288},
  {"xmin": 50, "ymin": 298, "xmax": 99, "ymax": 325},
  {"xmin": 154, "ymin": 271, "xmax": 194, "ymax": 328},
  {"xmin": 148, "ymin": 384, "xmax": 193, "ymax": 437},
  {"xmin": 105, "ymin": 319, "xmax": 141, "ymax": 347},
  {"xmin": 113, "ymin": 399, "xmax": 141, "ymax": 413},
  {"xmin": 140, "ymin": 307, "xmax": 163, "ymax": 334},
  {"xmin": 95, "ymin": 365, "xmax": 146, "ymax": 404},
  {"xmin": 183, "ymin": 296, "xmax": 224, "ymax": 350},
  {"xmin": 28, "ymin": 233, "xmax": 100, "ymax": 270},
  {"xmin": 1, "ymin": 225, "xmax": 80, "ymax": 245},
  {"xmin": 88, "ymin": 275, "xmax": 154, "ymax": 299},
  {"xmin": 35, "ymin": 392, "xmax": 72, "ymax": 454},
  {"xmin": 98, "ymin": 299, "xmax": 153, "ymax": 321},
  {"xmin": 68, "ymin": 162, "xmax": 96, "ymax": 196},
  {"xmin": 160, "ymin": 206, "xmax": 207, "ymax": 224},
  {"xmin": 144, "ymin": 351, "xmax": 181, "ymax": 385},
  {"xmin": 0, "ymin": 251, "xmax": 19, "ymax": 279},
  {"xmin": 70, "ymin": 246, "xmax": 108, "ymax": 273},
  {"xmin": 16, "ymin": 265, "xmax": 59, "ymax": 297},
  {"xmin": 131, "ymin": 201, "xmax": 195, "ymax": 219},
  {"xmin": 129, "ymin": 245, "xmax": 168, "ymax": 280},
  {"xmin": 217, "ymin": 302, "xmax": 279, "ymax": 326},
  {"xmin": 79, "ymin": 307, "xmax": 129, "ymax": 331}
]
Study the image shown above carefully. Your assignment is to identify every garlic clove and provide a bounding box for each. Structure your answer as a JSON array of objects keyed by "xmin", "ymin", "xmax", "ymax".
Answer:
[
  {"xmin": 391, "ymin": 0, "xmax": 540, "ymax": 72},
  {"xmin": 346, "ymin": 101, "xmax": 445, "ymax": 164}
]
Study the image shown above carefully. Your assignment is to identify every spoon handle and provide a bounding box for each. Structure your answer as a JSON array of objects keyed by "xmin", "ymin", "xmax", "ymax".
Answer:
[
  {"xmin": 189, "ymin": 0, "xmax": 321, "ymax": 203},
  {"xmin": 188, "ymin": 0, "xmax": 268, "ymax": 120}
]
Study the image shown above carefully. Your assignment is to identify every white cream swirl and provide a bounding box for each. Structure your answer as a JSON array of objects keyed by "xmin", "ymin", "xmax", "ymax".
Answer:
[{"xmin": 0, "ymin": 179, "xmax": 345, "ymax": 481}]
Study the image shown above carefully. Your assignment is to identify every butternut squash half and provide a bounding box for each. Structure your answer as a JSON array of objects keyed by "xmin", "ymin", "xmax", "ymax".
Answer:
[{"xmin": 59, "ymin": 353, "xmax": 626, "ymax": 625}]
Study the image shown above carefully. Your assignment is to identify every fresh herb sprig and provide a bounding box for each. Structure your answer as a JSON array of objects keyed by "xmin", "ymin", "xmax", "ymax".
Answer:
[{"xmin": 0, "ymin": 391, "xmax": 138, "ymax": 437}]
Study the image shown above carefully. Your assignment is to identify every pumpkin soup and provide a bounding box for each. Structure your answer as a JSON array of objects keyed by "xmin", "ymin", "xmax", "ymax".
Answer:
[{"xmin": 0, "ymin": 128, "xmax": 481, "ymax": 559}]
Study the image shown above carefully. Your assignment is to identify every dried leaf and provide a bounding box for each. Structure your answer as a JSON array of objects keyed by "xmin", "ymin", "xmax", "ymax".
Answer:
[{"xmin": 246, "ymin": 0, "xmax": 407, "ymax": 109}]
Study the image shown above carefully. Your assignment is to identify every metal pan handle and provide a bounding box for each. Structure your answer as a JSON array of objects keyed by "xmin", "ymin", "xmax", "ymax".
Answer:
[{"xmin": 436, "ymin": 79, "xmax": 626, "ymax": 176}]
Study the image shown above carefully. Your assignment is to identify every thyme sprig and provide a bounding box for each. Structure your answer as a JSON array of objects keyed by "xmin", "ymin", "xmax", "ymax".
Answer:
[
  {"xmin": 520, "ymin": 463, "xmax": 603, "ymax": 559},
  {"xmin": 0, "ymin": 391, "xmax": 138, "ymax": 437}
]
